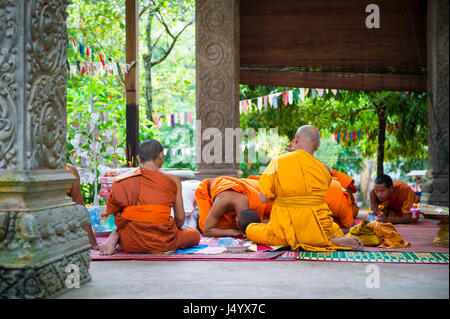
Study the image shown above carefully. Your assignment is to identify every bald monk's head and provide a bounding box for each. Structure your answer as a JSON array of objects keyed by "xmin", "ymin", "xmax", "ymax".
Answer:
[
  {"xmin": 293, "ymin": 125, "xmax": 320, "ymax": 154},
  {"xmin": 137, "ymin": 139, "xmax": 164, "ymax": 168},
  {"xmin": 238, "ymin": 209, "xmax": 261, "ymax": 234}
]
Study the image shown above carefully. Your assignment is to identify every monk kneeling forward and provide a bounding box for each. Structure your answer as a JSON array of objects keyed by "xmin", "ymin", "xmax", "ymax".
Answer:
[
  {"xmin": 195, "ymin": 176, "xmax": 272, "ymax": 237},
  {"xmin": 99, "ymin": 139, "xmax": 200, "ymax": 254},
  {"xmin": 370, "ymin": 174, "xmax": 420, "ymax": 224}
]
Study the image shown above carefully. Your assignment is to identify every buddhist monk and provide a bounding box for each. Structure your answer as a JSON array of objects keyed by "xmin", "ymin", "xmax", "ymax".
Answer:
[
  {"xmin": 324, "ymin": 170, "xmax": 360, "ymax": 231},
  {"xmin": 249, "ymin": 171, "xmax": 359, "ymax": 231},
  {"xmin": 370, "ymin": 174, "xmax": 420, "ymax": 224},
  {"xmin": 99, "ymin": 139, "xmax": 200, "ymax": 255},
  {"xmin": 195, "ymin": 176, "xmax": 273, "ymax": 237},
  {"xmin": 66, "ymin": 163, "xmax": 99, "ymax": 250},
  {"xmin": 245, "ymin": 125, "xmax": 364, "ymax": 251}
]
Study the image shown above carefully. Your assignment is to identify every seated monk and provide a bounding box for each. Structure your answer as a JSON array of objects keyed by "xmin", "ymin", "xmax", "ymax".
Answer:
[
  {"xmin": 66, "ymin": 163, "xmax": 99, "ymax": 250},
  {"xmin": 99, "ymin": 139, "xmax": 200, "ymax": 255},
  {"xmin": 250, "ymin": 171, "xmax": 359, "ymax": 232},
  {"xmin": 370, "ymin": 174, "xmax": 420, "ymax": 224},
  {"xmin": 324, "ymin": 170, "xmax": 360, "ymax": 231},
  {"xmin": 331, "ymin": 170, "xmax": 360, "ymax": 219},
  {"xmin": 245, "ymin": 125, "xmax": 364, "ymax": 251},
  {"xmin": 195, "ymin": 176, "xmax": 273, "ymax": 237}
]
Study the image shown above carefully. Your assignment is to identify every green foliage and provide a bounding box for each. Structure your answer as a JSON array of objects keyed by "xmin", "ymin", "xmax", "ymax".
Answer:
[{"xmin": 239, "ymin": 85, "xmax": 427, "ymax": 177}]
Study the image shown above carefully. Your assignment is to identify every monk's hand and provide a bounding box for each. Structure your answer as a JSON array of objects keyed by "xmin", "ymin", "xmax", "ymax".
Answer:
[
  {"xmin": 375, "ymin": 211, "xmax": 386, "ymax": 223},
  {"xmin": 284, "ymin": 147, "xmax": 294, "ymax": 152}
]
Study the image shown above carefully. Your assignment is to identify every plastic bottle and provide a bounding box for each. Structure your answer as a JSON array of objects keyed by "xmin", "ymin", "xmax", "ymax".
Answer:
[{"xmin": 366, "ymin": 209, "xmax": 376, "ymax": 222}]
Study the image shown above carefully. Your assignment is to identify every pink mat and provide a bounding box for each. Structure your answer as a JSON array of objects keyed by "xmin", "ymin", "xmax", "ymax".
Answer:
[
  {"xmin": 354, "ymin": 216, "xmax": 448, "ymax": 253},
  {"xmin": 90, "ymin": 235, "xmax": 284, "ymax": 261}
]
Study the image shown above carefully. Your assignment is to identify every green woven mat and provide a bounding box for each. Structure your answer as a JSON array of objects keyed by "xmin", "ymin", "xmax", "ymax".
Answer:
[{"xmin": 297, "ymin": 251, "xmax": 449, "ymax": 264}]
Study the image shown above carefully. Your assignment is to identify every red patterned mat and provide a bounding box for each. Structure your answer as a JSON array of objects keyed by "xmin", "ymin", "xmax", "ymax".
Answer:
[{"xmin": 91, "ymin": 235, "xmax": 285, "ymax": 261}]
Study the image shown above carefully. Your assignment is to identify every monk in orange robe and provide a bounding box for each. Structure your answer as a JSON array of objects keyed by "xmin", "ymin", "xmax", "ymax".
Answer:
[
  {"xmin": 324, "ymin": 170, "xmax": 360, "ymax": 230},
  {"xmin": 245, "ymin": 125, "xmax": 364, "ymax": 251},
  {"xmin": 195, "ymin": 176, "xmax": 273, "ymax": 237},
  {"xmin": 370, "ymin": 174, "xmax": 420, "ymax": 224},
  {"xmin": 66, "ymin": 163, "xmax": 99, "ymax": 250},
  {"xmin": 99, "ymin": 139, "xmax": 200, "ymax": 254}
]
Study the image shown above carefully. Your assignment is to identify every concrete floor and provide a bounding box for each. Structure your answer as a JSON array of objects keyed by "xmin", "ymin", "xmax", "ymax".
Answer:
[{"xmin": 58, "ymin": 259, "xmax": 449, "ymax": 299}]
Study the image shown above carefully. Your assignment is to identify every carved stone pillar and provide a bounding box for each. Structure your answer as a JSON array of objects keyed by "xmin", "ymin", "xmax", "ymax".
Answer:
[
  {"xmin": 195, "ymin": 0, "xmax": 242, "ymax": 179},
  {"xmin": 421, "ymin": 0, "xmax": 449, "ymax": 207},
  {"xmin": 0, "ymin": 0, "xmax": 91, "ymax": 298}
]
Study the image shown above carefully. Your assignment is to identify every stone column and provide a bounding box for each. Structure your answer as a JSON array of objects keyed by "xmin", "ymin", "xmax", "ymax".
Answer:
[
  {"xmin": 0, "ymin": 0, "xmax": 91, "ymax": 298},
  {"xmin": 421, "ymin": 0, "xmax": 449, "ymax": 207},
  {"xmin": 195, "ymin": 0, "xmax": 242, "ymax": 179}
]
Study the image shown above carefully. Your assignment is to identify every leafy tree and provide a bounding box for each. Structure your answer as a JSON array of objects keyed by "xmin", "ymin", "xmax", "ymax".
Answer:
[{"xmin": 140, "ymin": 0, "xmax": 195, "ymax": 122}]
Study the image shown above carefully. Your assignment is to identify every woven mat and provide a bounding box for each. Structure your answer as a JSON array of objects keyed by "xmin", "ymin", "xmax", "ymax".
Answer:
[
  {"xmin": 91, "ymin": 217, "xmax": 448, "ymax": 262},
  {"xmin": 295, "ymin": 251, "xmax": 449, "ymax": 264},
  {"xmin": 91, "ymin": 235, "xmax": 284, "ymax": 261}
]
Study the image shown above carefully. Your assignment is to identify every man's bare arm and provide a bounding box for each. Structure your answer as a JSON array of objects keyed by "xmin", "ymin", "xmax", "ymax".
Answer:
[
  {"xmin": 386, "ymin": 213, "xmax": 412, "ymax": 224},
  {"xmin": 259, "ymin": 191, "xmax": 274, "ymax": 204},
  {"xmin": 169, "ymin": 175, "xmax": 185, "ymax": 229},
  {"xmin": 202, "ymin": 195, "xmax": 242, "ymax": 237}
]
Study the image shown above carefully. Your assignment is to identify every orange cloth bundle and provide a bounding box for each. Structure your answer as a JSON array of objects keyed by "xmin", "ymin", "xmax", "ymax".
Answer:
[{"xmin": 367, "ymin": 221, "xmax": 410, "ymax": 248}]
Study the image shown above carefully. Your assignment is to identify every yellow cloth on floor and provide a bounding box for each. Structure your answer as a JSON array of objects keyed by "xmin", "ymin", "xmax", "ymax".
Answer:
[
  {"xmin": 367, "ymin": 221, "xmax": 410, "ymax": 248},
  {"xmin": 345, "ymin": 220, "xmax": 383, "ymax": 247},
  {"xmin": 246, "ymin": 150, "xmax": 349, "ymax": 252}
]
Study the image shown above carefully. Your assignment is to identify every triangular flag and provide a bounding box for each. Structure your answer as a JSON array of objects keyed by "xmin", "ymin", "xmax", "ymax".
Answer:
[
  {"xmin": 243, "ymin": 100, "xmax": 248, "ymax": 114},
  {"xmin": 317, "ymin": 88, "xmax": 323, "ymax": 97},
  {"xmin": 188, "ymin": 111, "xmax": 192, "ymax": 123},
  {"xmin": 273, "ymin": 95, "xmax": 278, "ymax": 109},
  {"xmin": 69, "ymin": 36, "xmax": 77, "ymax": 53},
  {"xmin": 282, "ymin": 91, "xmax": 288, "ymax": 106},
  {"xmin": 268, "ymin": 94, "xmax": 274, "ymax": 106},
  {"xmin": 300, "ymin": 88, "xmax": 305, "ymax": 102},
  {"xmin": 331, "ymin": 89, "xmax": 337, "ymax": 95},
  {"xmin": 263, "ymin": 95, "xmax": 268, "ymax": 109},
  {"xmin": 293, "ymin": 89, "xmax": 299, "ymax": 102},
  {"xmin": 257, "ymin": 97, "xmax": 262, "ymax": 110},
  {"xmin": 288, "ymin": 90, "xmax": 293, "ymax": 104},
  {"xmin": 311, "ymin": 89, "xmax": 316, "ymax": 99}
]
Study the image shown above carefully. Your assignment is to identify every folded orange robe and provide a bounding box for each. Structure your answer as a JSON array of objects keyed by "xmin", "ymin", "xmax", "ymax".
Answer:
[
  {"xmin": 195, "ymin": 176, "xmax": 273, "ymax": 231},
  {"xmin": 367, "ymin": 221, "xmax": 410, "ymax": 248},
  {"xmin": 324, "ymin": 178, "xmax": 355, "ymax": 228},
  {"xmin": 370, "ymin": 180, "xmax": 420, "ymax": 217},
  {"xmin": 106, "ymin": 167, "xmax": 200, "ymax": 253},
  {"xmin": 246, "ymin": 150, "xmax": 349, "ymax": 252}
]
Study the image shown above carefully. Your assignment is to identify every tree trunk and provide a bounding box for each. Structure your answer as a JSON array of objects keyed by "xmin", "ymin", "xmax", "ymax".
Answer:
[
  {"xmin": 144, "ymin": 9, "xmax": 154, "ymax": 122},
  {"xmin": 376, "ymin": 103, "xmax": 386, "ymax": 176}
]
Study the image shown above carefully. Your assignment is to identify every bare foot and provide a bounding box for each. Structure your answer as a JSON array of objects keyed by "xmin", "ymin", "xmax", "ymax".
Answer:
[
  {"xmin": 330, "ymin": 237, "xmax": 364, "ymax": 251},
  {"xmin": 99, "ymin": 231, "xmax": 120, "ymax": 255}
]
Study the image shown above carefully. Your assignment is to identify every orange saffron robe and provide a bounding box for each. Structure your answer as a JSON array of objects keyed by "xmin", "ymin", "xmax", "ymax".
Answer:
[
  {"xmin": 370, "ymin": 180, "xmax": 420, "ymax": 217},
  {"xmin": 324, "ymin": 178, "xmax": 355, "ymax": 228},
  {"xmin": 331, "ymin": 170, "xmax": 359, "ymax": 218},
  {"xmin": 105, "ymin": 167, "xmax": 200, "ymax": 253},
  {"xmin": 195, "ymin": 176, "xmax": 273, "ymax": 231},
  {"xmin": 246, "ymin": 150, "xmax": 349, "ymax": 251}
]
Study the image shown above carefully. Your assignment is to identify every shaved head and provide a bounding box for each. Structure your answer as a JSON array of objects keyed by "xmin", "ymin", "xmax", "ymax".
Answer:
[{"xmin": 296, "ymin": 125, "xmax": 320, "ymax": 147}]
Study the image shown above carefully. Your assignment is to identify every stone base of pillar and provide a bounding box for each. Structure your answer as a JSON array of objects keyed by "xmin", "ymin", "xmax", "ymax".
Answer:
[
  {"xmin": 421, "ymin": 175, "xmax": 449, "ymax": 207},
  {"xmin": 194, "ymin": 169, "xmax": 242, "ymax": 180},
  {"xmin": 0, "ymin": 171, "xmax": 92, "ymax": 298}
]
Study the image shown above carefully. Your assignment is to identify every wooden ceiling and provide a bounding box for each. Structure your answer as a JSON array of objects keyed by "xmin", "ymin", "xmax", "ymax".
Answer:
[{"xmin": 239, "ymin": 0, "xmax": 427, "ymax": 91}]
